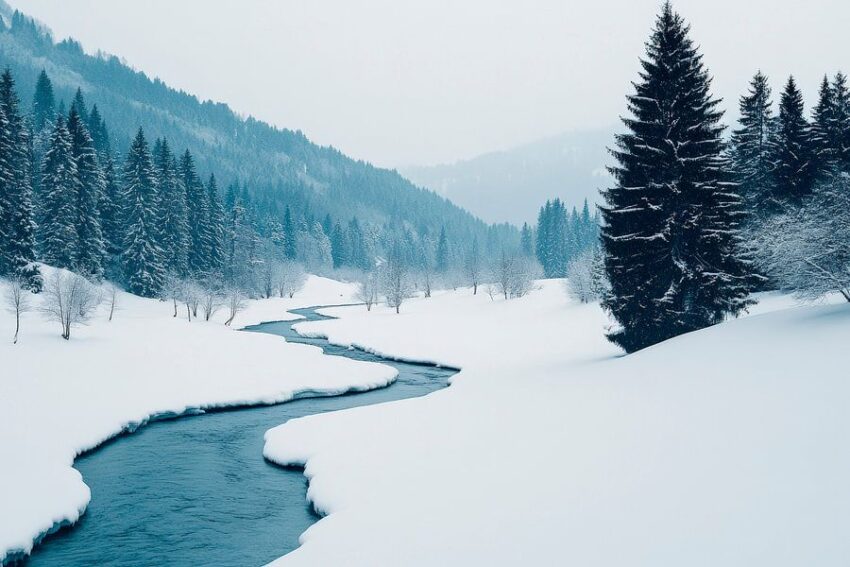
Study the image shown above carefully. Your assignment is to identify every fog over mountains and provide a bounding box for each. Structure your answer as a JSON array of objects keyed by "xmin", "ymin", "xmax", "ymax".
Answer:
[{"xmin": 401, "ymin": 128, "xmax": 614, "ymax": 225}]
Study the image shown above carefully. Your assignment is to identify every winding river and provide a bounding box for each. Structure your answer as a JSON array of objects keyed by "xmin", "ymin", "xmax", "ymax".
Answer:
[{"xmin": 22, "ymin": 306, "xmax": 455, "ymax": 567}]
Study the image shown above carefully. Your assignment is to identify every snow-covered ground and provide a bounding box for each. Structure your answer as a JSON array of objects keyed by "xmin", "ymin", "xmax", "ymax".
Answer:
[
  {"xmin": 0, "ymin": 271, "xmax": 396, "ymax": 564},
  {"xmin": 265, "ymin": 281, "xmax": 850, "ymax": 566}
]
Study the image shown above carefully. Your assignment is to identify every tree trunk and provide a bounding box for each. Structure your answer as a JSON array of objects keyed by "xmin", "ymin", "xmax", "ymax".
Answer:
[{"xmin": 13, "ymin": 311, "xmax": 20, "ymax": 344}]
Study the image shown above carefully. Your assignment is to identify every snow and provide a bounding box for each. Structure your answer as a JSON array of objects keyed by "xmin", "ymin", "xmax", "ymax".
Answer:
[
  {"xmin": 0, "ymin": 270, "xmax": 396, "ymax": 564},
  {"xmin": 265, "ymin": 281, "xmax": 850, "ymax": 566}
]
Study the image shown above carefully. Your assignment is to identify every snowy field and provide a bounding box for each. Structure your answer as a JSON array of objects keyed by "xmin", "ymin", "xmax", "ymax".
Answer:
[
  {"xmin": 0, "ymin": 271, "xmax": 396, "ymax": 564},
  {"xmin": 266, "ymin": 281, "xmax": 850, "ymax": 566}
]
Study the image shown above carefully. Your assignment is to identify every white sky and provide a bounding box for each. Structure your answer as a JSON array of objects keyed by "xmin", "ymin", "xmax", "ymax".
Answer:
[{"xmin": 11, "ymin": 0, "xmax": 850, "ymax": 167}]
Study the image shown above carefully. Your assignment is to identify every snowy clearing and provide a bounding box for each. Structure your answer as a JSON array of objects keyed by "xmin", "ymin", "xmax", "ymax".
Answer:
[
  {"xmin": 0, "ymin": 270, "xmax": 395, "ymax": 564},
  {"xmin": 265, "ymin": 281, "xmax": 850, "ymax": 566}
]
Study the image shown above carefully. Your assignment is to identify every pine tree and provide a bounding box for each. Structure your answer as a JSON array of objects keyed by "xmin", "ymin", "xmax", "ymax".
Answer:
[
  {"xmin": 520, "ymin": 222, "xmax": 534, "ymax": 257},
  {"xmin": 86, "ymin": 104, "xmax": 111, "ymax": 159},
  {"xmin": 330, "ymin": 221, "xmax": 348, "ymax": 269},
  {"xmin": 773, "ymin": 76, "xmax": 815, "ymax": 208},
  {"xmin": 204, "ymin": 174, "xmax": 225, "ymax": 277},
  {"xmin": 154, "ymin": 138, "xmax": 190, "ymax": 277},
  {"xmin": 32, "ymin": 69, "xmax": 55, "ymax": 133},
  {"xmin": 100, "ymin": 155, "xmax": 122, "ymax": 271},
  {"xmin": 0, "ymin": 69, "xmax": 40, "ymax": 288},
  {"xmin": 38, "ymin": 116, "xmax": 79, "ymax": 270},
  {"xmin": 435, "ymin": 226, "xmax": 449, "ymax": 272},
  {"xmin": 600, "ymin": 3, "xmax": 753, "ymax": 352},
  {"xmin": 810, "ymin": 75, "xmax": 839, "ymax": 179},
  {"xmin": 122, "ymin": 128, "xmax": 165, "ymax": 297},
  {"xmin": 283, "ymin": 205, "xmax": 297, "ymax": 260},
  {"xmin": 71, "ymin": 88, "xmax": 89, "ymax": 124},
  {"xmin": 67, "ymin": 107, "xmax": 105, "ymax": 279},
  {"xmin": 180, "ymin": 149, "xmax": 209, "ymax": 276},
  {"xmin": 831, "ymin": 72, "xmax": 850, "ymax": 172},
  {"xmin": 730, "ymin": 71, "xmax": 778, "ymax": 218}
]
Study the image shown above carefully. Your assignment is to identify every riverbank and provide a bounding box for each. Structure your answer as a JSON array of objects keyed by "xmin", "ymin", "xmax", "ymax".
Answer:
[
  {"xmin": 265, "ymin": 281, "xmax": 850, "ymax": 566},
  {"xmin": 0, "ymin": 272, "xmax": 396, "ymax": 565}
]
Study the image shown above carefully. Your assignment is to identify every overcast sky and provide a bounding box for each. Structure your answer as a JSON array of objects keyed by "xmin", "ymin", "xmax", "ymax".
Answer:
[{"xmin": 11, "ymin": 0, "xmax": 850, "ymax": 167}]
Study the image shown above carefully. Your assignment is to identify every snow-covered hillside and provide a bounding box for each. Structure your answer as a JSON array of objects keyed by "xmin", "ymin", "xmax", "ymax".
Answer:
[
  {"xmin": 265, "ymin": 282, "xmax": 850, "ymax": 566},
  {"xmin": 0, "ymin": 271, "xmax": 395, "ymax": 564}
]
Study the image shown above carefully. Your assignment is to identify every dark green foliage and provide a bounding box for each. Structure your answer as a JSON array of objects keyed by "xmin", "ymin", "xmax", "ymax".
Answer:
[
  {"xmin": 435, "ymin": 227, "xmax": 449, "ymax": 273},
  {"xmin": 122, "ymin": 128, "xmax": 164, "ymax": 297},
  {"xmin": 773, "ymin": 76, "xmax": 815, "ymax": 208},
  {"xmin": 67, "ymin": 107, "xmax": 105, "ymax": 279},
  {"xmin": 205, "ymin": 174, "xmax": 225, "ymax": 277},
  {"xmin": 31, "ymin": 68, "xmax": 54, "ymax": 132},
  {"xmin": 601, "ymin": 3, "xmax": 754, "ymax": 352},
  {"xmin": 154, "ymin": 138, "xmax": 190, "ymax": 277},
  {"xmin": 0, "ymin": 68, "xmax": 40, "ymax": 288},
  {"xmin": 38, "ymin": 115, "xmax": 78, "ymax": 270},
  {"xmin": 730, "ymin": 71, "xmax": 778, "ymax": 218}
]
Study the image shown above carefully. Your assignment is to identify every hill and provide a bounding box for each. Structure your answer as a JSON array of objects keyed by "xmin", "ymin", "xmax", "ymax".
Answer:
[
  {"xmin": 0, "ymin": 4, "xmax": 515, "ymax": 256},
  {"xmin": 401, "ymin": 128, "xmax": 614, "ymax": 225}
]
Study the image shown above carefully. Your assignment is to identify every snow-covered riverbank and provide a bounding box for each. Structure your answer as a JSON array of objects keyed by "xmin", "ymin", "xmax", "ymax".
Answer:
[
  {"xmin": 0, "ymin": 273, "xmax": 396, "ymax": 564},
  {"xmin": 265, "ymin": 281, "xmax": 850, "ymax": 566}
]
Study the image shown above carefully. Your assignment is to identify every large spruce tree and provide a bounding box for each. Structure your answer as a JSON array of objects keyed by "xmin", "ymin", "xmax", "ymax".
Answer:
[
  {"xmin": 67, "ymin": 106, "xmax": 106, "ymax": 279},
  {"xmin": 38, "ymin": 116, "xmax": 78, "ymax": 270},
  {"xmin": 0, "ymin": 69, "xmax": 40, "ymax": 288},
  {"xmin": 730, "ymin": 71, "xmax": 778, "ymax": 218},
  {"xmin": 154, "ymin": 138, "xmax": 190, "ymax": 277},
  {"xmin": 601, "ymin": 3, "xmax": 753, "ymax": 352},
  {"xmin": 773, "ymin": 76, "xmax": 815, "ymax": 208},
  {"xmin": 204, "ymin": 173, "xmax": 225, "ymax": 277},
  {"xmin": 122, "ymin": 128, "xmax": 165, "ymax": 297},
  {"xmin": 180, "ymin": 149, "xmax": 209, "ymax": 276}
]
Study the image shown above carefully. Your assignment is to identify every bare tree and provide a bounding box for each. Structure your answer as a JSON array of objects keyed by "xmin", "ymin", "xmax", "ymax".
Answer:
[
  {"xmin": 492, "ymin": 251, "xmax": 538, "ymax": 300},
  {"xmin": 224, "ymin": 286, "xmax": 247, "ymax": 326},
  {"xmin": 40, "ymin": 271, "xmax": 101, "ymax": 340},
  {"xmin": 184, "ymin": 281, "xmax": 202, "ymax": 321},
  {"xmin": 565, "ymin": 249, "xmax": 609, "ymax": 304},
  {"xmin": 355, "ymin": 272, "xmax": 380, "ymax": 311},
  {"xmin": 276, "ymin": 261, "xmax": 307, "ymax": 299},
  {"xmin": 105, "ymin": 283, "xmax": 120, "ymax": 322},
  {"xmin": 3, "ymin": 276, "xmax": 32, "ymax": 344},
  {"xmin": 465, "ymin": 248, "xmax": 482, "ymax": 295},
  {"xmin": 200, "ymin": 285, "xmax": 223, "ymax": 321},
  {"xmin": 162, "ymin": 274, "xmax": 183, "ymax": 317},
  {"xmin": 381, "ymin": 250, "xmax": 414, "ymax": 314}
]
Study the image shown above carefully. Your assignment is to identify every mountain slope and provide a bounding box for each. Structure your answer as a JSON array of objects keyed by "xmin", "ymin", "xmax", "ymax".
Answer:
[
  {"xmin": 0, "ymin": 4, "xmax": 510, "ymax": 250},
  {"xmin": 401, "ymin": 128, "xmax": 614, "ymax": 225}
]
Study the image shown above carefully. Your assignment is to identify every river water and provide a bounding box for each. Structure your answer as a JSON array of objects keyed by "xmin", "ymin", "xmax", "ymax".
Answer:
[{"xmin": 23, "ymin": 306, "xmax": 455, "ymax": 567}]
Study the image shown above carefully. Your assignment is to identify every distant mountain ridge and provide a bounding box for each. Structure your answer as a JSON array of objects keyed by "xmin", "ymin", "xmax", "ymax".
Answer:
[
  {"xmin": 0, "ymin": 2, "xmax": 511, "ymax": 251},
  {"xmin": 401, "ymin": 129, "xmax": 615, "ymax": 225}
]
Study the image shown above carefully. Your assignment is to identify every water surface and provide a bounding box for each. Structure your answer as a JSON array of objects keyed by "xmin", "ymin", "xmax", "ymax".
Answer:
[{"xmin": 23, "ymin": 306, "xmax": 454, "ymax": 567}]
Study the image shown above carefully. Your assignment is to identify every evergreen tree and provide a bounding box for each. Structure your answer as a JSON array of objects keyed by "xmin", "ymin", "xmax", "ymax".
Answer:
[
  {"xmin": 283, "ymin": 205, "xmax": 297, "ymax": 260},
  {"xmin": 204, "ymin": 174, "xmax": 225, "ymax": 276},
  {"xmin": 38, "ymin": 116, "xmax": 78, "ymax": 270},
  {"xmin": 773, "ymin": 76, "xmax": 815, "ymax": 208},
  {"xmin": 180, "ymin": 149, "xmax": 209, "ymax": 276},
  {"xmin": 122, "ymin": 128, "xmax": 165, "ymax": 297},
  {"xmin": 520, "ymin": 222, "xmax": 534, "ymax": 257},
  {"xmin": 31, "ymin": 69, "xmax": 55, "ymax": 133},
  {"xmin": 71, "ymin": 88, "xmax": 89, "ymax": 124},
  {"xmin": 810, "ymin": 75, "xmax": 839, "ymax": 179},
  {"xmin": 832, "ymin": 72, "xmax": 850, "ymax": 171},
  {"xmin": 67, "ymin": 107, "xmax": 105, "ymax": 279},
  {"xmin": 86, "ymin": 104, "xmax": 111, "ymax": 159},
  {"xmin": 435, "ymin": 226, "xmax": 449, "ymax": 272},
  {"xmin": 154, "ymin": 138, "xmax": 190, "ymax": 277},
  {"xmin": 601, "ymin": 3, "xmax": 753, "ymax": 352},
  {"xmin": 330, "ymin": 221, "xmax": 348, "ymax": 269},
  {"xmin": 0, "ymin": 69, "xmax": 40, "ymax": 288},
  {"xmin": 347, "ymin": 217, "xmax": 369, "ymax": 270},
  {"xmin": 730, "ymin": 71, "xmax": 778, "ymax": 217},
  {"xmin": 99, "ymin": 155, "xmax": 123, "ymax": 272}
]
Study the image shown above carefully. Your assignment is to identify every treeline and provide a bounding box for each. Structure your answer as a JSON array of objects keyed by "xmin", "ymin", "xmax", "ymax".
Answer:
[
  {"xmin": 2, "ymin": 67, "xmax": 512, "ymax": 300},
  {"xmin": 527, "ymin": 198, "xmax": 599, "ymax": 279},
  {"xmin": 596, "ymin": 2, "xmax": 850, "ymax": 353},
  {"xmin": 0, "ymin": 9, "xmax": 513, "ymax": 259}
]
